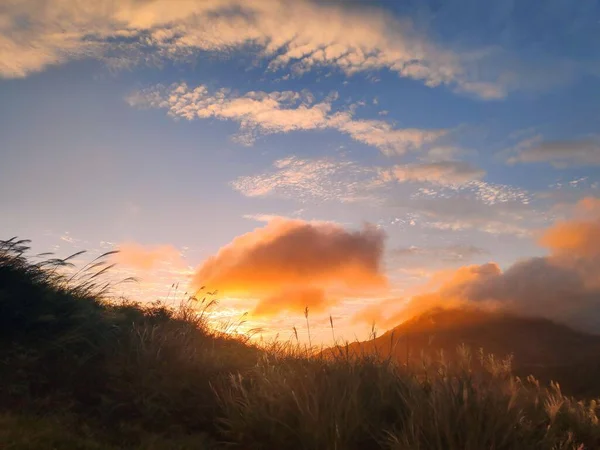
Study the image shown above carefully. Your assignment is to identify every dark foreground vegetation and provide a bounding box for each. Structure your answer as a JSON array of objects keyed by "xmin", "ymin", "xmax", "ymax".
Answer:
[
  {"xmin": 2, "ymin": 238, "xmax": 600, "ymax": 449},
  {"xmin": 338, "ymin": 308, "xmax": 600, "ymax": 399}
]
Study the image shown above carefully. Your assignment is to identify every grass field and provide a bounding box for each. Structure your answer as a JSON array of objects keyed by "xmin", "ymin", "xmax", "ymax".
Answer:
[{"xmin": 2, "ymin": 237, "xmax": 600, "ymax": 449}]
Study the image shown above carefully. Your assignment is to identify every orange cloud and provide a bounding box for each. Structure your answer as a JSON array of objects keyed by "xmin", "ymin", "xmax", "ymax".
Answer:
[
  {"xmin": 576, "ymin": 197, "xmax": 600, "ymax": 215},
  {"xmin": 114, "ymin": 242, "xmax": 182, "ymax": 271},
  {"xmin": 192, "ymin": 218, "xmax": 387, "ymax": 316},
  {"xmin": 253, "ymin": 288, "xmax": 337, "ymax": 317},
  {"xmin": 3, "ymin": 0, "xmax": 503, "ymax": 101},
  {"xmin": 540, "ymin": 197, "xmax": 600, "ymax": 259},
  {"xmin": 540, "ymin": 221, "xmax": 600, "ymax": 258},
  {"xmin": 386, "ymin": 161, "xmax": 485, "ymax": 186},
  {"xmin": 355, "ymin": 197, "xmax": 600, "ymax": 333},
  {"xmin": 354, "ymin": 264, "xmax": 501, "ymax": 329}
]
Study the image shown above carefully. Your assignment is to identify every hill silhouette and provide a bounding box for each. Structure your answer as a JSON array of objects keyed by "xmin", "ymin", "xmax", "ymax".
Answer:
[
  {"xmin": 4, "ymin": 238, "xmax": 600, "ymax": 449},
  {"xmin": 336, "ymin": 307, "xmax": 600, "ymax": 396}
]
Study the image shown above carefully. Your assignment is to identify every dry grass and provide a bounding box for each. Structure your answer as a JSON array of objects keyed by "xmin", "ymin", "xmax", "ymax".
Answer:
[{"xmin": 2, "ymin": 238, "xmax": 600, "ymax": 449}]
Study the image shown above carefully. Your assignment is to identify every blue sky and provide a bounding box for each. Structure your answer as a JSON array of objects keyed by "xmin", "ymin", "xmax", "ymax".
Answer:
[{"xmin": 1, "ymin": 0, "xmax": 599, "ymax": 342}]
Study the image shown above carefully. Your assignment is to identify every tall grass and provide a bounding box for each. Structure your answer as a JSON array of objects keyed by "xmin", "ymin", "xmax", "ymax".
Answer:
[
  {"xmin": 216, "ymin": 346, "xmax": 600, "ymax": 450},
  {"xmin": 2, "ymin": 238, "xmax": 600, "ymax": 449}
]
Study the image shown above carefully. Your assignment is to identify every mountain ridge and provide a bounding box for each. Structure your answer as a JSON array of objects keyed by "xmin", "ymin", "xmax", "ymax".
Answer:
[{"xmin": 328, "ymin": 307, "xmax": 600, "ymax": 396}]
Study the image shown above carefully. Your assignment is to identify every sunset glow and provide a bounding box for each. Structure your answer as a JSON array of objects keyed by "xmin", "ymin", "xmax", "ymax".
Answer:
[{"xmin": 2, "ymin": 0, "xmax": 600, "ymax": 346}]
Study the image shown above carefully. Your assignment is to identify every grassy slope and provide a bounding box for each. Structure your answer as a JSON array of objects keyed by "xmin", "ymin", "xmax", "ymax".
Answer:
[
  {"xmin": 2, "ymin": 238, "xmax": 600, "ymax": 449},
  {"xmin": 337, "ymin": 308, "xmax": 600, "ymax": 397}
]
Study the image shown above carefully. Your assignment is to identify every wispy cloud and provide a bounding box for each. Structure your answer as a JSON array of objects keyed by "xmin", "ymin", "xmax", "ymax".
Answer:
[
  {"xmin": 391, "ymin": 244, "xmax": 488, "ymax": 264},
  {"xmin": 507, "ymin": 135, "xmax": 600, "ymax": 167},
  {"xmin": 231, "ymin": 156, "xmax": 380, "ymax": 203},
  {"xmin": 0, "ymin": 0, "xmax": 573, "ymax": 98},
  {"xmin": 114, "ymin": 242, "xmax": 184, "ymax": 272},
  {"xmin": 382, "ymin": 161, "xmax": 485, "ymax": 186},
  {"xmin": 0, "ymin": 0, "xmax": 459, "ymax": 83},
  {"xmin": 127, "ymin": 82, "xmax": 445, "ymax": 154},
  {"xmin": 388, "ymin": 179, "xmax": 539, "ymax": 236},
  {"xmin": 243, "ymin": 213, "xmax": 290, "ymax": 223},
  {"xmin": 232, "ymin": 153, "xmax": 541, "ymax": 236},
  {"xmin": 331, "ymin": 117, "xmax": 445, "ymax": 156}
]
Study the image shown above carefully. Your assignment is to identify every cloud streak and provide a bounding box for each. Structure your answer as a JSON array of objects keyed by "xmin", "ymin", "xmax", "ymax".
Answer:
[
  {"xmin": 391, "ymin": 244, "xmax": 488, "ymax": 264},
  {"xmin": 114, "ymin": 242, "xmax": 183, "ymax": 271},
  {"xmin": 388, "ymin": 179, "xmax": 538, "ymax": 235},
  {"xmin": 232, "ymin": 155, "xmax": 537, "ymax": 236},
  {"xmin": 231, "ymin": 156, "xmax": 383, "ymax": 203},
  {"xmin": 382, "ymin": 161, "xmax": 485, "ymax": 186},
  {"xmin": 508, "ymin": 136, "xmax": 600, "ymax": 167},
  {"xmin": 127, "ymin": 82, "xmax": 445, "ymax": 155},
  {"xmin": 0, "ymin": 0, "xmax": 519, "ymax": 98}
]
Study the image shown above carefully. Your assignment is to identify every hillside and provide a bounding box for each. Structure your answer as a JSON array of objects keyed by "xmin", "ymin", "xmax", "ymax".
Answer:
[
  {"xmin": 337, "ymin": 307, "xmax": 600, "ymax": 396},
  {"xmin": 3, "ymin": 238, "xmax": 600, "ymax": 449}
]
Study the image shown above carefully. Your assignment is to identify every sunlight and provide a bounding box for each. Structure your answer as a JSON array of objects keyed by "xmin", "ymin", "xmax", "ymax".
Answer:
[{"xmin": 2, "ymin": 0, "xmax": 599, "ymax": 447}]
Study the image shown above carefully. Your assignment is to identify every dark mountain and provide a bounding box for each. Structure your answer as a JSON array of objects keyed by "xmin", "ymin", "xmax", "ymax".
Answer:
[{"xmin": 330, "ymin": 308, "xmax": 600, "ymax": 396}]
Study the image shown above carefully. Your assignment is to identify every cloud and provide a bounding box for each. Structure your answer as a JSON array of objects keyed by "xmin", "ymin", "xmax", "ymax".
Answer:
[
  {"xmin": 391, "ymin": 244, "xmax": 488, "ymax": 264},
  {"xmin": 382, "ymin": 161, "xmax": 485, "ymax": 186},
  {"xmin": 127, "ymin": 82, "xmax": 445, "ymax": 154},
  {"xmin": 410, "ymin": 200, "xmax": 534, "ymax": 235},
  {"xmin": 253, "ymin": 287, "xmax": 336, "ymax": 317},
  {"xmin": 539, "ymin": 213, "xmax": 600, "ymax": 259},
  {"xmin": 231, "ymin": 156, "xmax": 381, "ymax": 203},
  {"xmin": 388, "ymin": 180, "xmax": 539, "ymax": 236},
  {"xmin": 233, "ymin": 155, "xmax": 536, "ymax": 235},
  {"xmin": 0, "ymin": 2, "xmax": 103, "ymax": 78},
  {"xmin": 423, "ymin": 146, "xmax": 467, "ymax": 161},
  {"xmin": 127, "ymin": 85, "xmax": 330, "ymax": 138},
  {"xmin": 243, "ymin": 213, "xmax": 290, "ymax": 223},
  {"xmin": 507, "ymin": 136, "xmax": 600, "ymax": 167},
  {"xmin": 382, "ymin": 264, "xmax": 503, "ymax": 327},
  {"xmin": 191, "ymin": 218, "xmax": 388, "ymax": 316},
  {"xmin": 332, "ymin": 117, "xmax": 445, "ymax": 156},
  {"xmin": 351, "ymin": 263, "xmax": 498, "ymax": 328},
  {"xmin": 114, "ymin": 242, "xmax": 183, "ymax": 271},
  {"xmin": 0, "ymin": 0, "xmax": 523, "ymax": 98},
  {"xmin": 356, "ymin": 197, "xmax": 600, "ymax": 333}
]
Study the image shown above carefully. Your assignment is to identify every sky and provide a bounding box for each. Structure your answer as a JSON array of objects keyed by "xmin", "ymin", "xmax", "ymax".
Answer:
[{"xmin": 1, "ymin": 0, "xmax": 600, "ymax": 345}]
